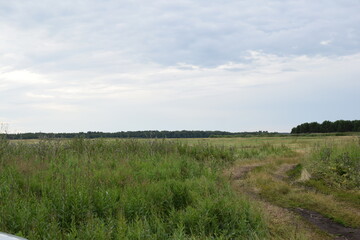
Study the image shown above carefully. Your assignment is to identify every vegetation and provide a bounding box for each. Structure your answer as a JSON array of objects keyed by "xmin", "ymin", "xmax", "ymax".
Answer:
[
  {"xmin": 306, "ymin": 140, "xmax": 360, "ymax": 190},
  {"xmin": 0, "ymin": 138, "xmax": 268, "ymax": 239},
  {"xmin": 291, "ymin": 120, "xmax": 360, "ymax": 134},
  {"xmin": 209, "ymin": 131, "xmax": 287, "ymax": 138},
  {"xmin": 1, "ymin": 135, "xmax": 359, "ymax": 239},
  {"xmin": 300, "ymin": 139, "xmax": 360, "ymax": 208},
  {"xmin": 3, "ymin": 130, "xmax": 285, "ymax": 140},
  {"xmin": 226, "ymin": 135, "xmax": 360, "ymax": 239}
]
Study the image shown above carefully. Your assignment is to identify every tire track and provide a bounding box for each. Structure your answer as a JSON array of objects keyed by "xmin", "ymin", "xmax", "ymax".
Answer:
[{"xmin": 227, "ymin": 162, "xmax": 360, "ymax": 240}]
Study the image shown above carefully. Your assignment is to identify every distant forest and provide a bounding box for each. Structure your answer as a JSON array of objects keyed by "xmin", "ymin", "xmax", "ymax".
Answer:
[
  {"xmin": 3, "ymin": 120, "xmax": 359, "ymax": 139},
  {"xmin": 291, "ymin": 120, "xmax": 360, "ymax": 134},
  {"xmin": 3, "ymin": 130, "xmax": 283, "ymax": 140}
]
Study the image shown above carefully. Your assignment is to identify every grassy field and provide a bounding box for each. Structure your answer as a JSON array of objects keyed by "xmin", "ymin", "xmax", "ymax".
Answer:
[
  {"xmin": 226, "ymin": 135, "xmax": 360, "ymax": 239},
  {"xmin": 0, "ymin": 136, "xmax": 359, "ymax": 239}
]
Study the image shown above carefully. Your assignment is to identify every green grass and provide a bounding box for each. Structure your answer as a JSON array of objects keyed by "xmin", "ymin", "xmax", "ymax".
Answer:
[
  {"xmin": 303, "ymin": 180, "xmax": 360, "ymax": 208},
  {"xmin": 239, "ymin": 137, "xmax": 360, "ymax": 229},
  {"xmin": 305, "ymin": 140, "xmax": 360, "ymax": 190},
  {"xmin": 2, "ymin": 135, "xmax": 359, "ymax": 239},
  {"xmin": 296, "ymin": 139, "xmax": 360, "ymax": 208},
  {"xmin": 0, "ymin": 138, "xmax": 268, "ymax": 239},
  {"xmin": 286, "ymin": 164, "xmax": 302, "ymax": 180},
  {"xmin": 247, "ymin": 168, "xmax": 360, "ymax": 228}
]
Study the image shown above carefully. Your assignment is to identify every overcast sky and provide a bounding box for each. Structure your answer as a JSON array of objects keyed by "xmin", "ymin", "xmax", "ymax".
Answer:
[{"xmin": 1, "ymin": 0, "xmax": 359, "ymax": 133}]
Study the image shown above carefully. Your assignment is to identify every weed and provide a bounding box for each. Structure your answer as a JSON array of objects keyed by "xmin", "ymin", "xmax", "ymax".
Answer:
[
  {"xmin": 307, "ymin": 142, "xmax": 360, "ymax": 190},
  {"xmin": 0, "ymin": 139, "xmax": 268, "ymax": 239}
]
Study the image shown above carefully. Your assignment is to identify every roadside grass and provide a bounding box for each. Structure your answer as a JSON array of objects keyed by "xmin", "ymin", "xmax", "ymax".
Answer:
[
  {"xmin": 0, "ymin": 138, "xmax": 269, "ymax": 240},
  {"xmin": 302, "ymin": 180, "xmax": 360, "ymax": 208},
  {"xmin": 226, "ymin": 136, "xmax": 360, "ymax": 229},
  {"xmin": 227, "ymin": 156, "xmax": 331, "ymax": 240},
  {"xmin": 304, "ymin": 140, "xmax": 360, "ymax": 191},
  {"xmin": 286, "ymin": 140, "xmax": 360, "ymax": 211},
  {"xmin": 247, "ymin": 169, "xmax": 360, "ymax": 228},
  {"xmin": 240, "ymin": 156, "xmax": 360, "ymax": 229},
  {"xmin": 233, "ymin": 192, "xmax": 324, "ymax": 240},
  {"xmin": 253, "ymin": 199, "xmax": 329, "ymax": 240}
]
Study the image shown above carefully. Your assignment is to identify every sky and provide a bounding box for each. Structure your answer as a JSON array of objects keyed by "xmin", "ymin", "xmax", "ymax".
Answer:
[{"xmin": 0, "ymin": 0, "xmax": 360, "ymax": 133}]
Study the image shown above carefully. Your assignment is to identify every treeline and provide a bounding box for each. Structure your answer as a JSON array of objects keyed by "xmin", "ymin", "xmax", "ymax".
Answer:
[
  {"xmin": 2, "ymin": 130, "xmax": 285, "ymax": 140},
  {"xmin": 291, "ymin": 120, "xmax": 360, "ymax": 134},
  {"xmin": 3, "ymin": 130, "xmax": 254, "ymax": 140}
]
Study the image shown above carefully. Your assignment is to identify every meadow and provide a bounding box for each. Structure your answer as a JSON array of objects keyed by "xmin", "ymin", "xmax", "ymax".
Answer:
[{"xmin": 0, "ymin": 135, "xmax": 359, "ymax": 239}]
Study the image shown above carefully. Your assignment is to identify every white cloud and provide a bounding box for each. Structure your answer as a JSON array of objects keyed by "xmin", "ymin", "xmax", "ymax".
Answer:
[
  {"xmin": 0, "ymin": 0, "xmax": 359, "ymax": 132},
  {"xmin": 26, "ymin": 93, "xmax": 55, "ymax": 99},
  {"xmin": 31, "ymin": 103, "xmax": 79, "ymax": 112},
  {"xmin": 320, "ymin": 40, "xmax": 332, "ymax": 46},
  {"xmin": 0, "ymin": 68, "xmax": 51, "ymax": 92},
  {"xmin": 3, "ymin": 51, "xmax": 360, "ymax": 130}
]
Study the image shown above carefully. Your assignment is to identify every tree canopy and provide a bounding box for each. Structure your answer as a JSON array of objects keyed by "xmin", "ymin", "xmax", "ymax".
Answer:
[{"xmin": 291, "ymin": 120, "xmax": 360, "ymax": 134}]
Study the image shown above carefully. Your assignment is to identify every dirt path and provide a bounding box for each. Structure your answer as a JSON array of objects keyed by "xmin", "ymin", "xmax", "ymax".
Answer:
[
  {"xmin": 227, "ymin": 162, "xmax": 360, "ymax": 240},
  {"xmin": 226, "ymin": 164, "xmax": 262, "ymax": 180},
  {"xmin": 293, "ymin": 208, "xmax": 360, "ymax": 240},
  {"xmin": 273, "ymin": 163, "xmax": 297, "ymax": 180}
]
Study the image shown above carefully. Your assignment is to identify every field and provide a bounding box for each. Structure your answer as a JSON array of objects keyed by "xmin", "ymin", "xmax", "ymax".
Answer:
[{"xmin": 0, "ymin": 136, "xmax": 359, "ymax": 239}]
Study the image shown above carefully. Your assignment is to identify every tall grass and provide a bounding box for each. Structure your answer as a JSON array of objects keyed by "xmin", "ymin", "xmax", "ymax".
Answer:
[
  {"xmin": 0, "ymin": 138, "xmax": 267, "ymax": 239},
  {"xmin": 237, "ymin": 143, "xmax": 295, "ymax": 159},
  {"xmin": 306, "ymin": 139, "xmax": 360, "ymax": 190}
]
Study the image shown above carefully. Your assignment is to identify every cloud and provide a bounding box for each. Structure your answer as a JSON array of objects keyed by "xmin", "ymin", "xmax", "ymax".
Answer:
[
  {"xmin": 0, "ymin": 1, "xmax": 359, "ymax": 132},
  {"xmin": 320, "ymin": 40, "xmax": 332, "ymax": 46},
  {"xmin": 0, "ymin": 68, "xmax": 51, "ymax": 92},
  {"xmin": 1, "ymin": 0, "xmax": 360, "ymax": 68},
  {"xmin": 31, "ymin": 103, "xmax": 79, "ymax": 112},
  {"xmin": 2, "ymin": 50, "xmax": 360, "ymax": 132},
  {"xmin": 26, "ymin": 93, "xmax": 55, "ymax": 99}
]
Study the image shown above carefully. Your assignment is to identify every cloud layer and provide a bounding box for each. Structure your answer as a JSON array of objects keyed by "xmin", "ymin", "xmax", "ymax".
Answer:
[{"xmin": 1, "ymin": 0, "xmax": 359, "ymax": 132}]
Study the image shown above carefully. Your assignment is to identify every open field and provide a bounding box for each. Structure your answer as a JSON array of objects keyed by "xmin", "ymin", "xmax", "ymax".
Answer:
[{"xmin": 1, "ymin": 136, "xmax": 359, "ymax": 239}]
